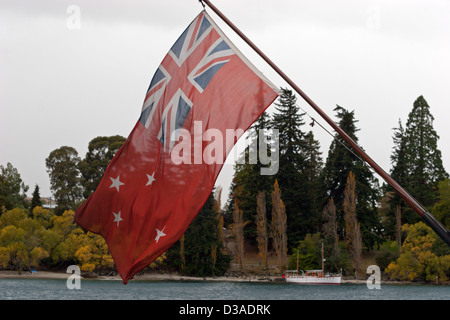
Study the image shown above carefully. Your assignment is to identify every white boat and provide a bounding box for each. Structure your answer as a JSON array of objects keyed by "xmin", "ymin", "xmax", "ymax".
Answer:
[
  {"xmin": 284, "ymin": 269, "xmax": 341, "ymax": 285},
  {"xmin": 284, "ymin": 243, "xmax": 342, "ymax": 285}
]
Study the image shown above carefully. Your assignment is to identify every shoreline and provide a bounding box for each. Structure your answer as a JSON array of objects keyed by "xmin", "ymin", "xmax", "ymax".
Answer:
[{"xmin": 0, "ymin": 270, "xmax": 447, "ymax": 285}]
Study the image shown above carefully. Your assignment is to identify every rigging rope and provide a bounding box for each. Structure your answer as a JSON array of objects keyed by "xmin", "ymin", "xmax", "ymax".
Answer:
[{"xmin": 295, "ymin": 103, "xmax": 377, "ymax": 175}]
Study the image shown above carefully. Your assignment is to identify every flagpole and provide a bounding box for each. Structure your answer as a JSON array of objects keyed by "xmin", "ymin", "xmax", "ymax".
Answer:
[{"xmin": 200, "ymin": 0, "xmax": 450, "ymax": 246}]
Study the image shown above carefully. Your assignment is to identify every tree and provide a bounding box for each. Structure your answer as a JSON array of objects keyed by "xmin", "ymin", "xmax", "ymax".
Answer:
[
  {"xmin": 232, "ymin": 111, "xmax": 274, "ymax": 240},
  {"xmin": 0, "ymin": 162, "xmax": 29, "ymax": 209},
  {"xmin": 167, "ymin": 192, "xmax": 230, "ymax": 277},
  {"xmin": 432, "ymin": 179, "xmax": 450, "ymax": 229},
  {"xmin": 270, "ymin": 88, "xmax": 308, "ymax": 246},
  {"xmin": 381, "ymin": 120, "xmax": 409, "ymax": 237},
  {"xmin": 386, "ymin": 222, "xmax": 450, "ymax": 282},
  {"xmin": 30, "ymin": 184, "xmax": 42, "ymax": 214},
  {"xmin": 79, "ymin": 135, "xmax": 126, "ymax": 198},
  {"xmin": 400, "ymin": 96, "xmax": 448, "ymax": 221},
  {"xmin": 232, "ymin": 199, "xmax": 248, "ymax": 272},
  {"xmin": 0, "ymin": 207, "xmax": 121, "ymax": 274},
  {"xmin": 45, "ymin": 146, "xmax": 83, "ymax": 213},
  {"xmin": 0, "ymin": 208, "xmax": 49, "ymax": 272},
  {"xmin": 301, "ymin": 130, "xmax": 324, "ymax": 234},
  {"xmin": 270, "ymin": 180, "xmax": 287, "ymax": 272},
  {"xmin": 287, "ymin": 233, "xmax": 321, "ymax": 271},
  {"xmin": 321, "ymin": 106, "xmax": 381, "ymax": 249},
  {"xmin": 211, "ymin": 187, "xmax": 224, "ymax": 276},
  {"xmin": 256, "ymin": 191, "xmax": 268, "ymax": 274},
  {"xmin": 390, "ymin": 119, "xmax": 408, "ymax": 188},
  {"xmin": 343, "ymin": 171, "xmax": 363, "ymax": 278},
  {"xmin": 322, "ymin": 198, "xmax": 339, "ymax": 269}
]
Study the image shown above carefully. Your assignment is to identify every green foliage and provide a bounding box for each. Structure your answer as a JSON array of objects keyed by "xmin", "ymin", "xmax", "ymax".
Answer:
[
  {"xmin": 374, "ymin": 241, "xmax": 400, "ymax": 273},
  {"xmin": 388, "ymin": 97, "xmax": 448, "ymax": 227},
  {"xmin": 321, "ymin": 106, "xmax": 381, "ymax": 249},
  {"xmin": 403, "ymin": 97, "xmax": 448, "ymax": 206},
  {"xmin": 288, "ymin": 233, "xmax": 322, "ymax": 271},
  {"xmin": 233, "ymin": 89, "xmax": 325, "ymax": 249},
  {"xmin": 45, "ymin": 146, "xmax": 83, "ymax": 213},
  {"xmin": 79, "ymin": 135, "xmax": 126, "ymax": 199},
  {"xmin": 167, "ymin": 192, "xmax": 230, "ymax": 277},
  {"xmin": 432, "ymin": 179, "xmax": 450, "ymax": 229},
  {"xmin": 270, "ymin": 89, "xmax": 308, "ymax": 247},
  {"xmin": 30, "ymin": 184, "xmax": 42, "ymax": 214},
  {"xmin": 0, "ymin": 162, "xmax": 29, "ymax": 209},
  {"xmin": 233, "ymin": 111, "xmax": 274, "ymax": 240}
]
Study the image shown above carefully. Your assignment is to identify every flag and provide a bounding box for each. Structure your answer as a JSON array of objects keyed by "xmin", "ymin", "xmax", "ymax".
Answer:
[{"xmin": 75, "ymin": 11, "xmax": 279, "ymax": 284}]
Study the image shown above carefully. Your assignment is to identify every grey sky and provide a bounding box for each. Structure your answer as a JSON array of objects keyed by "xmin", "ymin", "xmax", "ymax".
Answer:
[{"xmin": 1, "ymin": 0, "xmax": 449, "ymax": 207}]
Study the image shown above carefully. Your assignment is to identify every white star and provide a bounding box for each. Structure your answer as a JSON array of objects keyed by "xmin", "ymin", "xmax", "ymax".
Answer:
[
  {"xmin": 113, "ymin": 210, "xmax": 123, "ymax": 227},
  {"xmin": 155, "ymin": 226, "xmax": 166, "ymax": 243},
  {"xmin": 146, "ymin": 172, "xmax": 156, "ymax": 186},
  {"xmin": 110, "ymin": 175, "xmax": 124, "ymax": 192}
]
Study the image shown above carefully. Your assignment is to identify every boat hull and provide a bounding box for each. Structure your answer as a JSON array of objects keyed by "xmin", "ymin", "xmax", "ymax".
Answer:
[{"xmin": 285, "ymin": 276, "xmax": 341, "ymax": 285}]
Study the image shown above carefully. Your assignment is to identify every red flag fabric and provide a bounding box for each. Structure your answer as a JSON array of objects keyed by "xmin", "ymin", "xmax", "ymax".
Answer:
[{"xmin": 75, "ymin": 11, "xmax": 278, "ymax": 284}]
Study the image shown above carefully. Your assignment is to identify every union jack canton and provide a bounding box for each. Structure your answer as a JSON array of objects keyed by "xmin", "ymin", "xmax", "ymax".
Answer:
[{"xmin": 139, "ymin": 12, "xmax": 235, "ymax": 153}]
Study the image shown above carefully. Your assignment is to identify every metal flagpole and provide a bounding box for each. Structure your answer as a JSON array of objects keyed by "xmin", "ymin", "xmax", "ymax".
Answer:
[{"xmin": 200, "ymin": 0, "xmax": 450, "ymax": 246}]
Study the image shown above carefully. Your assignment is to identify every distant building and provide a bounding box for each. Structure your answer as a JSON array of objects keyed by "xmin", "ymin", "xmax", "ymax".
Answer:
[
  {"xmin": 24, "ymin": 196, "xmax": 57, "ymax": 209},
  {"xmin": 41, "ymin": 197, "xmax": 57, "ymax": 209}
]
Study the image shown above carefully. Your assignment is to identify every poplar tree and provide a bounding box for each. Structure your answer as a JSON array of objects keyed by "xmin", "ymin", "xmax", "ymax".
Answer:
[
  {"xmin": 232, "ymin": 199, "xmax": 248, "ymax": 272},
  {"xmin": 270, "ymin": 180, "xmax": 288, "ymax": 272},
  {"xmin": 322, "ymin": 198, "xmax": 339, "ymax": 268},
  {"xmin": 343, "ymin": 171, "xmax": 362, "ymax": 278},
  {"xmin": 256, "ymin": 191, "xmax": 268, "ymax": 274}
]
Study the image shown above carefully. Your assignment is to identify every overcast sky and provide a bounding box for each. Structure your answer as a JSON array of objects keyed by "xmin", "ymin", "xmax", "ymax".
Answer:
[{"xmin": 1, "ymin": 0, "xmax": 449, "ymax": 207}]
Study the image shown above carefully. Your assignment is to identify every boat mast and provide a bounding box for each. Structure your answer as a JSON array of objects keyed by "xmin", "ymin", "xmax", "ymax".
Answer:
[{"xmin": 321, "ymin": 243, "xmax": 324, "ymax": 275}]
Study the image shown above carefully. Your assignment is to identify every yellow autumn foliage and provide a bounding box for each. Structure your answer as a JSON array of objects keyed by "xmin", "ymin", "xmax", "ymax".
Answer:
[
  {"xmin": 386, "ymin": 222, "xmax": 450, "ymax": 282},
  {"xmin": 0, "ymin": 207, "xmax": 166, "ymax": 273}
]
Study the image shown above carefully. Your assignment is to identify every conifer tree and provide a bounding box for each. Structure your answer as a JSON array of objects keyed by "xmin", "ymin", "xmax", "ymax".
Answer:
[
  {"xmin": 270, "ymin": 88, "xmax": 307, "ymax": 247},
  {"xmin": 402, "ymin": 96, "xmax": 448, "ymax": 210},
  {"xmin": 30, "ymin": 184, "xmax": 42, "ymax": 214},
  {"xmin": 389, "ymin": 96, "xmax": 448, "ymax": 225},
  {"xmin": 166, "ymin": 192, "xmax": 230, "ymax": 276},
  {"xmin": 321, "ymin": 106, "xmax": 381, "ymax": 249},
  {"xmin": 381, "ymin": 120, "xmax": 408, "ymax": 238},
  {"xmin": 302, "ymin": 131, "xmax": 323, "ymax": 234},
  {"xmin": 233, "ymin": 111, "xmax": 274, "ymax": 240}
]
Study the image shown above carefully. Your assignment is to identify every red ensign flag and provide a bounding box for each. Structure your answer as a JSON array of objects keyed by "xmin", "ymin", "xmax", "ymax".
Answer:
[{"xmin": 75, "ymin": 11, "xmax": 278, "ymax": 284}]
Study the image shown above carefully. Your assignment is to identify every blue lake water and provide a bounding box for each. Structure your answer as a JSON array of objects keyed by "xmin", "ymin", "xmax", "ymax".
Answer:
[{"xmin": 0, "ymin": 278, "xmax": 449, "ymax": 300}]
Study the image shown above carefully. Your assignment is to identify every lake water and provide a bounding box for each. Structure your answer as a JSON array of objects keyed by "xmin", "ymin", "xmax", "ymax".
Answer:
[{"xmin": 1, "ymin": 278, "xmax": 449, "ymax": 300}]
